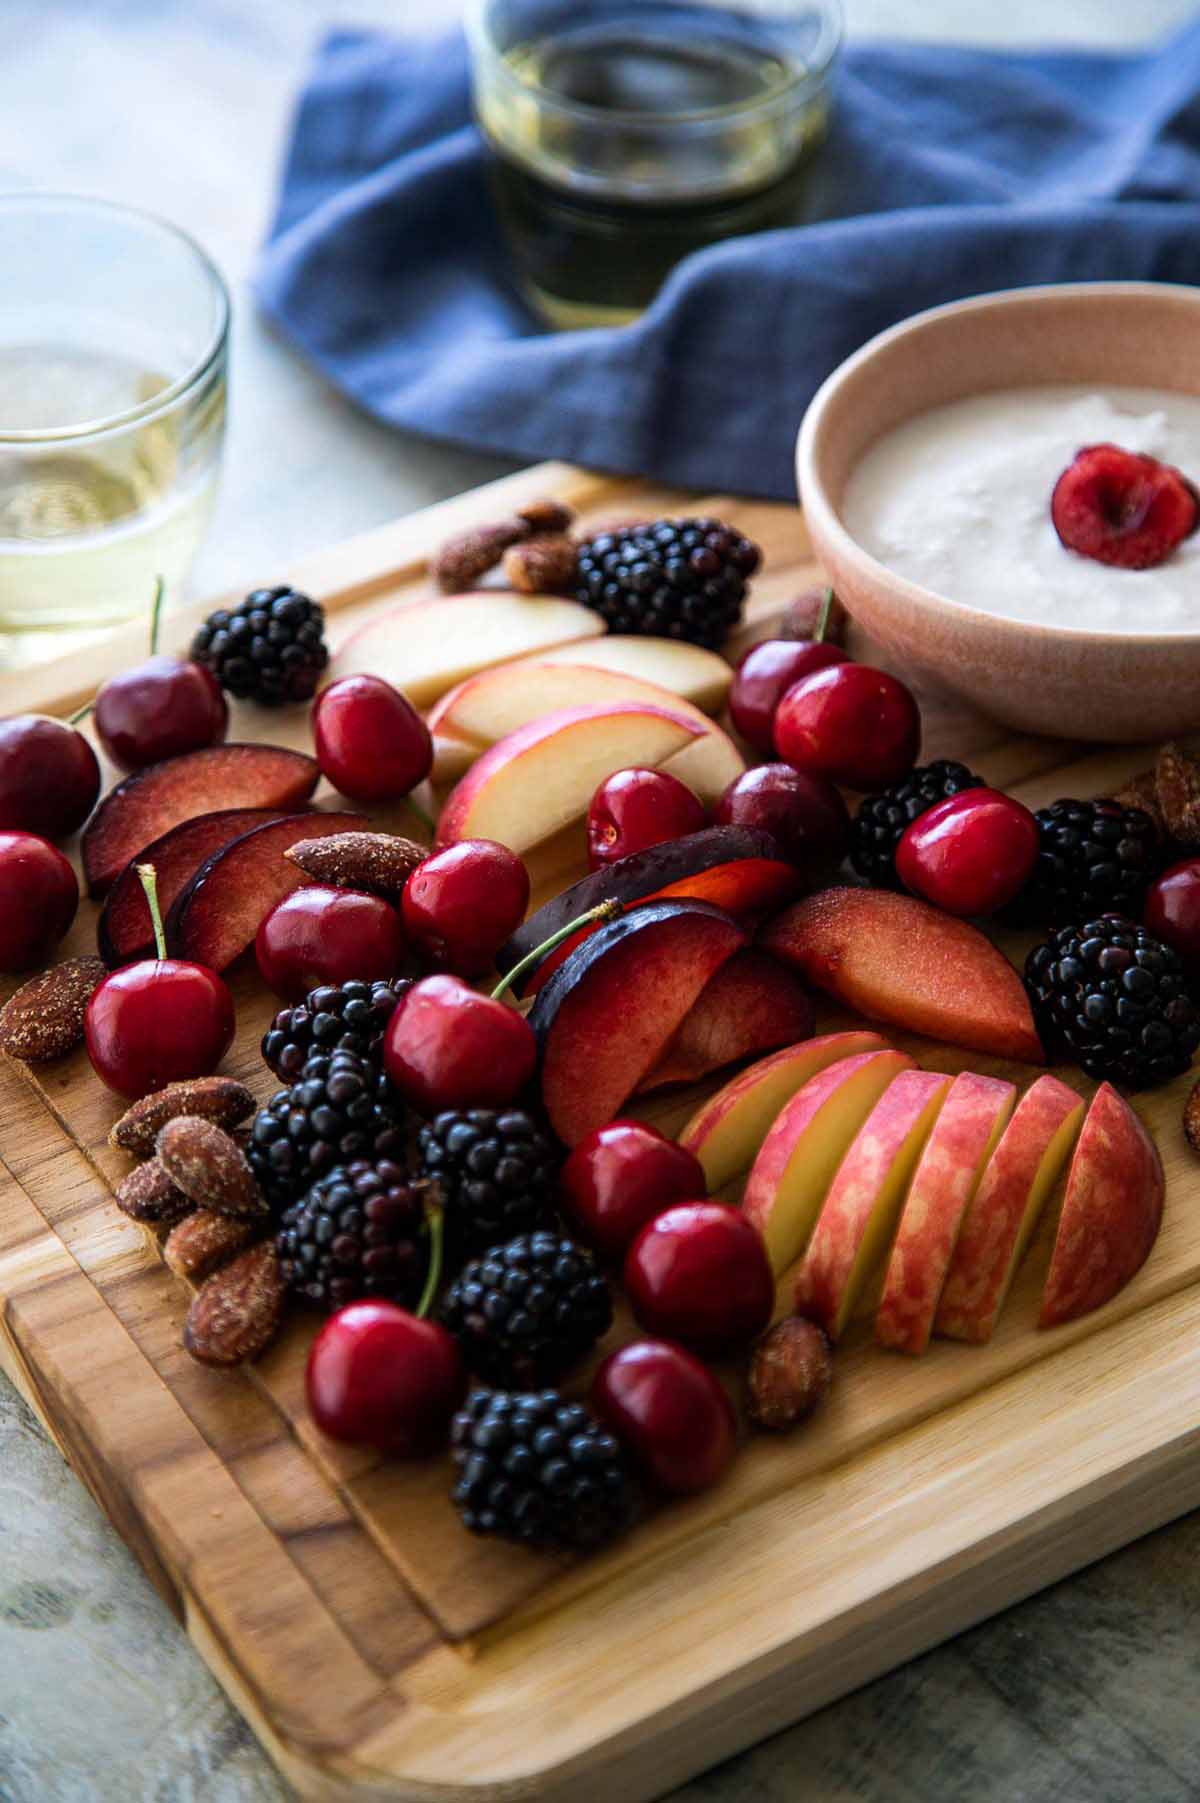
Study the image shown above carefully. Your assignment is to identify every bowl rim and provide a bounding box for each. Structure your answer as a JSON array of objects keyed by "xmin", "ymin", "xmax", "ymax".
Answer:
[{"xmin": 796, "ymin": 279, "xmax": 1200, "ymax": 649}]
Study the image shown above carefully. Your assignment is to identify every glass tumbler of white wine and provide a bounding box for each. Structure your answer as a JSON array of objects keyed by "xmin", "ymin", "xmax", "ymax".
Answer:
[{"xmin": 0, "ymin": 194, "xmax": 229, "ymax": 667}]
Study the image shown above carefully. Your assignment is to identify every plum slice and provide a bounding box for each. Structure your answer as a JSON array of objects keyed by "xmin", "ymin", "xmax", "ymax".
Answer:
[
  {"xmin": 636, "ymin": 949, "xmax": 814, "ymax": 1091},
  {"xmin": 83, "ymin": 744, "xmax": 320, "ymax": 897}
]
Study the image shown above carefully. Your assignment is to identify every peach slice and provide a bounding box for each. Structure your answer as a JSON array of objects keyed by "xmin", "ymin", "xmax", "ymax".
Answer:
[
  {"xmin": 637, "ymin": 949, "xmax": 815, "ymax": 1091},
  {"xmin": 1038, "ymin": 1083, "xmax": 1164, "ymax": 1330},
  {"xmin": 743, "ymin": 1049, "xmax": 915, "ymax": 1276},
  {"xmin": 530, "ymin": 900, "xmax": 746, "ymax": 1146},
  {"xmin": 795, "ymin": 1069, "xmax": 953, "ymax": 1339},
  {"xmin": 875, "ymin": 1072, "xmax": 1017, "ymax": 1356},
  {"xmin": 434, "ymin": 703, "xmax": 703, "ymax": 856},
  {"xmin": 762, "ymin": 887, "xmax": 1044, "ymax": 1065},
  {"xmin": 515, "ymin": 636, "xmax": 733, "ymax": 715},
  {"xmin": 678, "ymin": 1031, "xmax": 890, "ymax": 1193},
  {"xmin": 936, "ymin": 1074, "xmax": 1085, "ymax": 1344}
]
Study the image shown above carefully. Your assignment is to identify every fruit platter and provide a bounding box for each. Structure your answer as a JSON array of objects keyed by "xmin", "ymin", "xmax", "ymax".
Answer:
[{"xmin": 4, "ymin": 462, "xmax": 1200, "ymax": 1803}]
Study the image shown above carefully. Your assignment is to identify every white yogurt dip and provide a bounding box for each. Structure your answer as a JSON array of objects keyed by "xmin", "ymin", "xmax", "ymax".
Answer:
[{"xmin": 841, "ymin": 386, "xmax": 1200, "ymax": 634}]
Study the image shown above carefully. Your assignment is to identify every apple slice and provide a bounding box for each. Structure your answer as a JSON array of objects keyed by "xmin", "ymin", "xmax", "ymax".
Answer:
[
  {"xmin": 1038, "ymin": 1083, "xmax": 1164, "ymax": 1330},
  {"xmin": 498, "ymin": 825, "xmax": 797, "ymax": 994},
  {"xmin": 98, "ymin": 808, "xmax": 289, "ymax": 966},
  {"xmin": 875, "ymin": 1072, "xmax": 1017, "ymax": 1356},
  {"xmin": 530, "ymin": 900, "xmax": 746, "ymax": 1145},
  {"xmin": 331, "ymin": 593, "xmax": 603, "ymax": 708},
  {"xmin": 82, "ymin": 744, "xmax": 321, "ymax": 898},
  {"xmin": 435, "ymin": 703, "xmax": 703, "ymax": 856},
  {"xmin": 795, "ymin": 1069, "xmax": 953, "ymax": 1339},
  {"xmin": 637, "ymin": 949, "xmax": 814, "ymax": 1091},
  {"xmin": 165, "ymin": 810, "xmax": 365, "ymax": 971},
  {"xmin": 743, "ymin": 1049, "xmax": 915, "ymax": 1276},
  {"xmin": 679, "ymin": 1032, "xmax": 889, "ymax": 1193},
  {"xmin": 936, "ymin": 1075, "xmax": 1085, "ymax": 1344},
  {"xmin": 516, "ymin": 636, "xmax": 733, "ymax": 715},
  {"xmin": 763, "ymin": 887, "xmax": 1044, "ymax": 1065}
]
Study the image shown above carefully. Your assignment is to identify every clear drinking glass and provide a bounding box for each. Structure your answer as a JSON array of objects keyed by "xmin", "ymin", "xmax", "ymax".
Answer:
[
  {"xmin": 0, "ymin": 194, "xmax": 229, "ymax": 667},
  {"xmin": 468, "ymin": 0, "xmax": 843, "ymax": 329}
]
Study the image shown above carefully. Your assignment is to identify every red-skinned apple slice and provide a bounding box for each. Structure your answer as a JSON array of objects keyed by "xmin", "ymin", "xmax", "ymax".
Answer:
[
  {"xmin": 82, "ymin": 744, "xmax": 320, "ymax": 897},
  {"xmin": 98, "ymin": 808, "xmax": 289, "ymax": 966},
  {"xmin": 165, "ymin": 810, "xmax": 365, "ymax": 971},
  {"xmin": 795, "ymin": 1069, "xmax": 953, "ymax": 1338},
  {"xmin": 762, "ymin": 887, "xmax": 1044, "ymax": 1065},
  {"xmin": 529, "ymin": 899, "xmax": 746, "ymax": 1145},
  {"xmin": 637, "ymin": 949, "xmax": 814, "ymax": 1091},
  {"xmin": 742, "ymin": 1049, "xmax": 915, "ymax": 1276},
  {"xmin": 1038, "ymin": 1083, "xmax": 1164, "ymax": 1330},
  {"xmin": 875, "ymin": 1072, "xmax": 1017, "ymax": 1356},
  {"xmin": 678, "ymin": 1031, "xmax": 889, "ymax": 1193},
  {"xmin": 936, "ymin": 1074, "xmax": 1085, "ymax": 1343}
]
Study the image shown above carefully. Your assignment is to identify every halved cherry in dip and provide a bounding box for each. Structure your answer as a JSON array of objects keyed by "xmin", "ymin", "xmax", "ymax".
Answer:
[{"xmin": 1051, "ymin": 443, "xmax": 1198, "ymax": 570}]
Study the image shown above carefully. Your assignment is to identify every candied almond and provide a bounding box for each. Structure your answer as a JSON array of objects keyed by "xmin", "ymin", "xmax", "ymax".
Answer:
[
  {"xmin": 114, "ymin": 1159, "xmax": 194, "ymax": 1229},
  {"xmin": 157, "ymin": 1117, "xmax": 267, "ymax": 1220},
  {"xmin": 284, "ymin": 831, "xmax": 425, "ymax": 900},
  {"xmin": 1156, "ymin": 743, "xmax": 1200, "ymax": 846},
  {"xmin": 503, "ymin": 533, "xmax": 578, "ymax": 595},
  {"xmin": 164, "ymin": 1209, "xmax": 257, "ymax": 1283},
  {"xmin": 432, "ymin": 519, "xmax": 527, "ymax": 592},
  {"xmin": 109, "ymin": 1076, "xmax": 256, "ymax": 1159},
  {"xmin": 747, "ymin": 1317, "xmax": 833, "ymax": 1431},
  {"xmin": 515, "ymin": 497, "xmax": 574, "ymax": 535},
  {"xmin": 1184, "ymin": 1081, "xmax": 1200, "ymax": 1158},
  {"xmin": 0, "ymin": 957, "xmax": 107, "ymax": 1063},
  {"xmin": 184, "ymin": 1242, "xmax": 286, "ymax": 1367}
]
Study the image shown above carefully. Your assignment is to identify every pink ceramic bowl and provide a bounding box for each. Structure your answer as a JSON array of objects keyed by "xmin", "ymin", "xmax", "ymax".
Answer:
[{"xmin": 797, "ymin": 282, "xmax": 1200, "ymax": 742}]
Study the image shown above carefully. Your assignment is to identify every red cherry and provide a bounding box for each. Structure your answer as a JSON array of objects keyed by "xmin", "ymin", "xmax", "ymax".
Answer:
[
  {"xmin": 313, "ymin": 674, "xmax": 432, "ymax": 802},
  {"xmin": 1145, "ymin": 858, "xmax": 1200, "ymax": 973},
  {"xmin": 715, "ymin": 763, "xmax": 850, "ymax": 874},
  {"xmin": 587, "ymin": 767, "xmax": 707, "ymax": 870},
  {"xmin": 306, "ymin": 1301, "xmax": 467, "ymax": 1455},
  {"xmin": 896, "ymin": 789, "xmax": 1039, "ymax": 918},
  {"xmin": 561, "ymin": 1120, "xmax": 706, "ymax": 1261},
  {"xmin": 85, "ymin": 959, "xmax": 234, "ymax": 1099},
  {"xmin": 402, "ymin": 839, "xmax": 530, "ymax": 976},
  {"xmin": 94, "ymin": 655, "xmax": 227, "ymax": 772},
  {"xmin": 0, "ymin": 715, "xmax": 100, "ymax": 840},
  {"xmin": 774, "ymin": 664, "xmax": 921, "ymax": 791},
  {"xmin": 1052, "ymin": 443, "xmax": 1198, "ymax": 570},
  {"xmin": 730, "ymin": 638, "xmax": 848, "ymax": 754},
  {"xmin": 256, "ymin": 885, "xmax": 406, "ymax": 1000},
  {"xmin": 0, "ymin": 832, "xmax": 78, "ymax": 972},
  {"xmin": 591, "ymin": 1338, "xmax": 737, "ymax": 1496},
  {"xmin": 625, "ymin": 1202, "xmax": 774, "ymax": 1352},
  {"xmin": 383, "ymin": 975, "xmax": 535, "ymax": 1113}
]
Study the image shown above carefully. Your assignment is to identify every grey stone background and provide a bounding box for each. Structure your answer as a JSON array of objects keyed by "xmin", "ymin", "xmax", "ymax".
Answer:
[{"xmin": 2, "ymin": 1, "xmax": 1198, "ymax": 1797}]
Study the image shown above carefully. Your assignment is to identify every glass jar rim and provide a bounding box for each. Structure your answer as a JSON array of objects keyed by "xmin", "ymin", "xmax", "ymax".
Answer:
[
  {"xmin": 0, "ymin": 192, "xmax": 231, "ymax": 447},
  {"xmin": 465, "ymin": 0, "xmax": 844, "ymax": 130}
]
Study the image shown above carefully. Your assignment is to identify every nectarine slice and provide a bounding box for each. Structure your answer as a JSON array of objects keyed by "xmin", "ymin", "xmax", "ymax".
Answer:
[
  {"xmin": 637, "ymin": 949, "xmax": 814, "ymax": 1091},
  {"xmin": 795, "ymin": 1069, "xmax": 952, "ymax": 1339},
  {"xmin": 530, "ymin": 900, "xmax": 746, "ymax": 1145},
  {"xmin": 936, "ymin": 1074, "xmax": 1085, "ymax": 1344},
  {"xmin": 762, "ymin": 887, "xmax": 1044, "ymax": 1065},
  {"xmin": 743, "ymin": 1049, "xmax": 915, "ymax": 1276},
  {"xmin": 875, "ymin": 1072, "xmax": 1016, "ymax": 1356},
  {"xmin": 1038, "ymin": 1083, "xmax": 1164, "ymax": 1330},
  {"xmin": 678, "ymin": 1032, "xmax": 889, "ymax": 1193},
  {"xmin": 516, "ymin": 636, "xmax": 733, "ymax": 715}
]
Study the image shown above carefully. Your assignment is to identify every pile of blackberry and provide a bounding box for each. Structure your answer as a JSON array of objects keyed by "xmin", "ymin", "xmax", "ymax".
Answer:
[
  {"xmin": 248, "ymin": 1049, "xmax": 407, "ymax": 1209},
  {"xmin": 439, "ymin": 1232, "xmax": 612, "ymax": 1387},
  {"xmin": 417, "ymin": 1108, "xmax": 560, "ymax": 1259},
  {"xmin": 191, "ymin": 585, "xmax": 328, "ymax": 706},
  {"xmin": 277, "ymin": 1159, "xmax": 430, "ymax": 1311},
  {"xmin": 573, "ymin": 518, "xmax": 760, "ymax": 650},
  {"xmin": 1025, "ymin": 916, "xmax": 1200, "ymax": 1089},
  {"xmin": 1012, "ymin": 798, "xmax": 1161, "ymax": 926},
  {"xmin": 262, "ymin": 977, "xmax": 410, "ymax": 1083},
  {"xmin": 450, "ymin": 1388, "xmax": 638, "ymax": 1550},
  {"xmin": 850, "ymin": 760, "xmax": 986, "ymax": 889}
]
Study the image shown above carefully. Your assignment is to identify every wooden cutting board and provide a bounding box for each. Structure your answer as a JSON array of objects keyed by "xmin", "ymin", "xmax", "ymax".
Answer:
[{"xmin": 3, "ymin": 462, "xmax": 1200, "ymax": 1803}]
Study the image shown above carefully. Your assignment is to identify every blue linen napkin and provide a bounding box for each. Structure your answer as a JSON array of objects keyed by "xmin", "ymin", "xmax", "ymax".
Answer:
[{"xmin": 256, "ymin": 18, "xmax": 1200, "ymax": 501}]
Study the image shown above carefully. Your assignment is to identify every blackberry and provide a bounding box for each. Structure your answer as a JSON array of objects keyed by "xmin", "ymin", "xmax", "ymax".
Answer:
[
  {"xmin": 573, "ymin": 517, "xmax": 760, "ymax": 650},
  {"xmin": 440, "ymin": 1232, "xmax": 612, "ymax": 1387},
  {"xmin": 262, "ymin": 977, "xmax": 411, "ymax": 1083},
  {"xmin": 851, "ymin": 760, "xmax": 986, "ymax": 888},
  {"xmin": 1025, "ymin": 916, "xmax": 1200, "ymax": 1089},
  {"xmin": 417, "ymin": 1109, "xmax": 560, "ymax": 1259},
  {"xmin": 248, "ymin": 1049, "xmax": 408, "ymax": 1210},
  {"xmin": 277, "ymin": 1159, "xmax": 430, "ymax": 1311},
  {"xmin": 1012, "ymin": 798, "xmax": 1161, "ymax": 927},
  {"xmin": 191, "ymin": 586, "xmax": 328, "ymax": 706},
  {"xmin": 450, "ymin": 1388, "xmax": 638, "ymax": 1550}
]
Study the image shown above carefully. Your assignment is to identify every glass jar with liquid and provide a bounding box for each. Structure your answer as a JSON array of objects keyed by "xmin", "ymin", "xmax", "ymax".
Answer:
[{"xmin": 468, "ymin": 0, "xmax": 842, "ymax": 329}]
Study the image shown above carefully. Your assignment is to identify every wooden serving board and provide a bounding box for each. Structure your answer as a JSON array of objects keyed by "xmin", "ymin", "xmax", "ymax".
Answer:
[{"xmin": 3, "ymin": 463, "xmax": 1200, "ymax": 1803}]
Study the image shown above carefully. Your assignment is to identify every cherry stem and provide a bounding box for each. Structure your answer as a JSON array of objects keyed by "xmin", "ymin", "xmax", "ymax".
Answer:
[
  {"xmin": 137, "ymin": 864, "xmax": 168, "ymax": 961},
  {"xmin": 67, "ymin": 699, "xmax": 93, "ymax": 726},
  {"xmin": 490, "ymin": 899, "xmax": 622, "ymax": 1002},
  {"xmin": 405, "ymin": 794, "xmax": 434, "ymax": 835},
  {"xmin": 415, "ymin": 1191, "xmax": 445, "ymax": 1320},
  {"xmin": 148, "ymin": 574, "xmax": 166, "ymax": 656},
  {"xmin": 814, "ymin": 587, "xmax": 835, "ymax": 645}
]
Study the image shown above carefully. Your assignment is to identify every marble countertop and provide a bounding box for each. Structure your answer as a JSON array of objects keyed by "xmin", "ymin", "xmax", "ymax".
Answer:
[{"xmin": 2, "ymin": 1, "xmax": 1198, "ymax": 1798}]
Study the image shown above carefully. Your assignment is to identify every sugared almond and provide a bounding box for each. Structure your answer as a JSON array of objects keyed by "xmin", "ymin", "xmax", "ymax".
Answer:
[
  {"xmin": 164, "ymin": 1209, "xmax": 257, "ymax": 1283},
  {"xmin": 503, "ymin": 533, "xmax": 578, "ymax": 595},
  {"xmin": 433, "ymin": 519, "xmax": 528, "ymax": 592},
  {"xmin": 284, "ymin": 831, "xmax": 425, "ymax": 900},
  {"xmin": 747, "ymin": 1317, "xmax": 833, "ymax": 1431},
  {"xmin": 156, "ymin": 1117, "xmax": 267, "ymax": 1220},
  {"xmin": 109, "ymin": 1076, "xmax": 256, "ymax": 1159},
  {"xmin": 0, "ymin": 956, "xmax": 108, "ymax": 1063},
  {"xmin": 1156, "ymin": 742, "xmax": 1200, "ymax": 846},
  {"xmin": 114, "ymin": 1159, "xmax": 194, "ymax": 1229},
  {"xmin": 183, "ymin": 1242, "xmax": 286, "ymax": 1367},
  {"xmin": 1184, "ymin": 1079, "xmax": 1200, "ymax": 1157}
]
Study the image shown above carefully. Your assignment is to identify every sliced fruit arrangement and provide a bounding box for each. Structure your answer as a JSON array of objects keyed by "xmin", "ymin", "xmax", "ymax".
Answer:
[{"xmin": 635, "ymin": 948, "xmax": 814, "ymax": 1091}]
